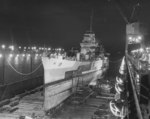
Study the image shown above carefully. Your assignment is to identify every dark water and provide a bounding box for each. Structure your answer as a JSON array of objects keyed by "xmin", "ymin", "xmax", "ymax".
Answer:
[
  {"xmin": 140, "ymin": 73, "xmax": 150, "ymax": 105},
  {"xmin": 107, "ymin": 55, "xmax": 124, "ymax": 80},
  {"xmin": 0, "ymin": 53, "xmax": 44, "ymax": 101}
]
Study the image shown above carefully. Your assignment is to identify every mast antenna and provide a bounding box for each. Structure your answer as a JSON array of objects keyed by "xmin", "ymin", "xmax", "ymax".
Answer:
[{"xmin": 90, "ymin": 9, "xmax": 94, "ymax": 32}]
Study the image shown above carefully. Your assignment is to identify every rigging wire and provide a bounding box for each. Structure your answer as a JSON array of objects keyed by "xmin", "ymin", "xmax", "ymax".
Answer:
[
  {"xmin": 7, "ymin": 59, "xmax": 42, "ymax": 76},
  {"xmin": 113, "ymin": 0, "xmax": 129, "ymax": 24},
  {"xmin": 130, "ymin": 3, "xmax": 140, "ymax": 22},
  {"xmin": 112, "ymin": 0, "xmax": 141, "ymax": 24},
  {"xmin": 90, "ymin": 9, "xmax": 94, "ymax": 32}
]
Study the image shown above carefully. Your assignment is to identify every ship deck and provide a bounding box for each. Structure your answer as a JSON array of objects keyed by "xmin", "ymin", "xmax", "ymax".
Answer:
[{"xmin": 0, "ymin": 87, "xmax": 117, "ymax": 119}]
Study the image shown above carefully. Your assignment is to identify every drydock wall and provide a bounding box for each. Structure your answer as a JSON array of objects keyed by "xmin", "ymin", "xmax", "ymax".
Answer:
[
  {"xmin": 44, "ymin": 69, "xmax": 103, "ymax": 111},
  {"xmin": 0, "ymin": 53, "xmax": 44, "ymax": 101}
]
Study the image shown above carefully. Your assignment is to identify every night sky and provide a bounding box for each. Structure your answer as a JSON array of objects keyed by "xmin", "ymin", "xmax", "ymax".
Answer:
[{"xmin": 0, "ymin": 0, "xmax": 149, "ymax": 55}]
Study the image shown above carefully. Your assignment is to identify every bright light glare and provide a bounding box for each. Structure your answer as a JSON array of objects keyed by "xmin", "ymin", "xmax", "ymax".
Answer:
[
  {"xmin": 9, "ymin": 45, "xmax": 14, "ymax": 51},
  {"xmin": 119, "ymin": 57, "xmax": 125, "ymax": 75},
  {"xmin": 15, "ymin": 55, "xmax": 19, "ymax": 65},
  {"xmin": 138, "ymin": 36, "xmax": 142, "ymax": 40},
  {"xmin": 136, "ymin": 74, "xmax": 140, "ymax": 79},
  {"xmin": 9, "ymin": 54, "xmax": 13, "ymax": 57},
  {"xmin": 22, "ymin": 54, "xmax": 25, "ymax": 57},
  {"xmin": 12, "ymin": 46, "xmax": 14, "ymax": 50},
  {"xmin": 0, "ymin": 54, "xmax": 2, "ymax": 58},
  {"xmin": 2, "ymin": 45, "xmax": 5, "ymax": 49},
  {"xmin": 35, "ymin": 54, "xmax": 38, "ymax": 60},
  {"xmin": 139, "ymin": 48, "xmax": 143, "ymax": 52},
  {"xmin": 128, "ymin": 36, "xmax": 132, "ymax": 40}
]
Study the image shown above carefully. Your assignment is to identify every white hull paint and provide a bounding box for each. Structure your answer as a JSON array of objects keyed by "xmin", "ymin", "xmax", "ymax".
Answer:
[
  {"xmin": 42, "ymin": 57, "xmax": 106, "ymax": 111},
  {"xmin": 44, "ymin": 69, "xmax": 102, "ymax": 110}
]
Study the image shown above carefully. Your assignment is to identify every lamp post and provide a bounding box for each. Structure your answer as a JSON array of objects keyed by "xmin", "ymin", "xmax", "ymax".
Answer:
[
  {"xmin": 2, "ymin": 45, "xmax": 5, "ymax": 85},
  {"xmin": 30, "ymin": 52, "xmax": 33, "ymax": 79}
]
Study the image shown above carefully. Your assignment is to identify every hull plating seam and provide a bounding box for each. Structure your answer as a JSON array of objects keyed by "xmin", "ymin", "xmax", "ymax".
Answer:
[
  {"xmin": 44, "ymin": 70, "xmax": 100, "ymax": 88},
  {"xmin": 47, "ymin": 88, "xmax": 72, "ymax": 97}
]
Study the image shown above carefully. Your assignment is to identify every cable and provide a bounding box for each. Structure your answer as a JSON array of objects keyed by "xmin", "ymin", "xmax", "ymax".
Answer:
[
  {"xmin": 130, "ymin": 3, "xmax": 140, "ymax": 22},
  {"xmin": 113, "ymin": 0, "xmax": 129, "ymax": 24},
  {"xmin": 7, "ymin": 59, "xmax": 42, "ymax": 76}
]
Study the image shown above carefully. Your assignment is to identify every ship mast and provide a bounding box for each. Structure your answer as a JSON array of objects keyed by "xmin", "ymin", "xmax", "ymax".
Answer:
[{"xmin": 90, "ymin": 9, "xmax": 94, "ymax": 32}]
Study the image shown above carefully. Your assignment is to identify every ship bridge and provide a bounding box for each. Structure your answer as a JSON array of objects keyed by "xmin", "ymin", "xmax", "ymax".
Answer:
[{"xmin": 80, "ymin": 32, "xmax": 100, "ymax": 55}]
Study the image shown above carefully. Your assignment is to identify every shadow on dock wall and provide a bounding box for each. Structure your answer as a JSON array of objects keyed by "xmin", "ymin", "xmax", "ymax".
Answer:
[
  {"xmin": 0, "ymin": 76, "xmax": 43, "ymax": 101},
  {"xmin": 140, "ymin": 74, "xmax": 150, "ymax": 105},
  {"xmin": 0, "ymin": 53, "xmax": 44, "ymax": 101}
]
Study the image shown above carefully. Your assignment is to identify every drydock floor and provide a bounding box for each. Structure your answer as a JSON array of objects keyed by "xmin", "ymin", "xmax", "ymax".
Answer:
[
  {"xmin": 54, "ymin": 97, "xmax": 116, "ymax": 119},
  {"xmin": 0, "ymin": 88, "xmax": 117, "ymax": 119}
]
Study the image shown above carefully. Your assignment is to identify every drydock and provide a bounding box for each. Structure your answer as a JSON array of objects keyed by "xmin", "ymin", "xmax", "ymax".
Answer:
[
  {"xmin": 0, "ymin": 0, "xmax": 150, "ymax": 118},
  {"xmin": 1, "ymin": 23, "xmax": 150, "ymax": 119},
  {"xmin": 0, "ymin": 25, "xmax": 112, "ymax": 119},
  {"xmin": 0, "ymin": 78, "xmax": 117, "ymax": 119},
  {"xmin": 0, "ymin": 51, "xmax": 123, "ymax": 119}
]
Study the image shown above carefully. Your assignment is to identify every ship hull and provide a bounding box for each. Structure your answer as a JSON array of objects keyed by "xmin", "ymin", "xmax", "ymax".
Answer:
[{"xmin": 42, "ymin": 57, "xmax": 108, "ymax": 111}]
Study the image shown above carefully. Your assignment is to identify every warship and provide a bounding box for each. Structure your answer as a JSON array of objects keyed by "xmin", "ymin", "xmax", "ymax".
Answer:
[{"xmin": 42, "ymin": 31, "xmax": 109, "ymax": 112}]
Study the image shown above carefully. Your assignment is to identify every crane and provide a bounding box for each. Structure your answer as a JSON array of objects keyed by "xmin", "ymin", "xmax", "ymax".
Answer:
[
  {"xmin": 108, "ymin": 0, "xmax": 141, "ymax": 24},
  {"xmin": 108, "ymin": 1, "xmax": 146, "ymax": 119}
]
